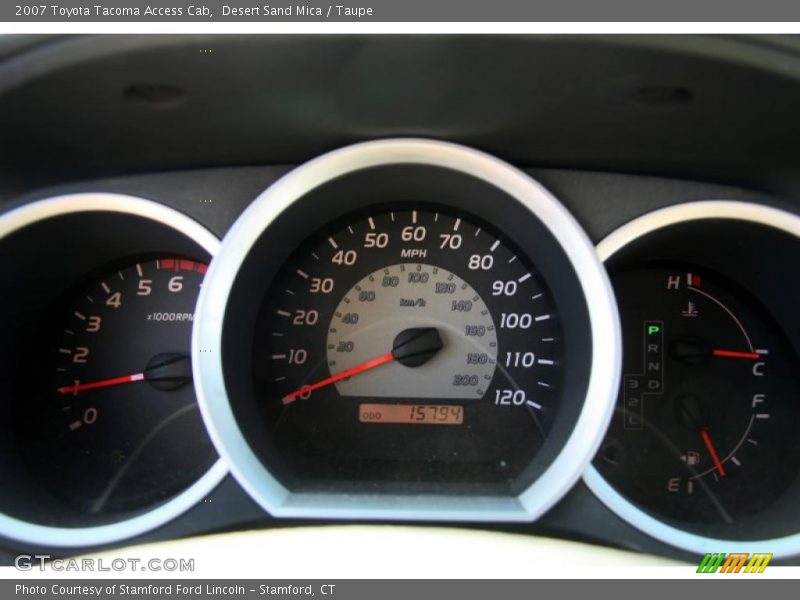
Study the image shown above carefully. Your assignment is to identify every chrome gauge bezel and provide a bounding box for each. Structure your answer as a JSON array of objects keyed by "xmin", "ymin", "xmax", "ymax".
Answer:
[
  {"xmin": 194, "ymin": 138, "xmax": 621, "ymax": 521},
  {"xmin": 0, "ymin": 193, "xmax": 227, "ymax": 548},
  {"xmin": 584, "ymin": 200, "xmax": 800, "ymax": 559}
]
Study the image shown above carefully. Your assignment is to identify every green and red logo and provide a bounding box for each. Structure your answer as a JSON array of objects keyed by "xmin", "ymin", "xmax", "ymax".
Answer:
[{"xmin": 697, "ymin": 553, "xmax": 772, "ymax": 573}]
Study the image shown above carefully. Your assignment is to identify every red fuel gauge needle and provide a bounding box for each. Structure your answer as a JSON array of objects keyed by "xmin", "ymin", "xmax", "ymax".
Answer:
[
  {"xmin": 282, "ymin": 352, "xmax": 395, "ymax": 405},
  {"xmin": 57, "ymin": 373, "xmax": 144, "ymax": 395},
  {"xmin": 701, "ymin": 429, "xmax": 727, "ymax": 477},
  {"xmin": 712, "ymin": 349, "xmax": 760, "ymax": 359}
]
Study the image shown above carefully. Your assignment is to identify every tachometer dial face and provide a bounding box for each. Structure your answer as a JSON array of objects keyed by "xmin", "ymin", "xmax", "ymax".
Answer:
[
  {"xmin": 17, "ymin": 258, "xmax": 217, "ymax": 516},
  {"xmin": 594, "ymin": 266, "xmax": 800, "ymax": 524},
  {"xmin": 254, "ymin": 208, "xmax": 564, "ymax": 488}
]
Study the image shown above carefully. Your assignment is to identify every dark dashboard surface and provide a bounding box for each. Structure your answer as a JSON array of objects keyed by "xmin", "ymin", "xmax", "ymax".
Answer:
[{"xmin": 1, "ymin": 34, "xmax": 799, "ymax": 565}]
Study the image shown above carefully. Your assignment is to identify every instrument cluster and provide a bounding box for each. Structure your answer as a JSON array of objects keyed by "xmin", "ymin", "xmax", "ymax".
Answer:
[{"xmin": 0, "ymin": 140, "xmax": 799, "ymax": 561}]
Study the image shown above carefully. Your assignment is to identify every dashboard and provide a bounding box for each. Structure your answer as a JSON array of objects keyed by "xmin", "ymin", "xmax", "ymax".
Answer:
[{"xmin": 1, "ymin": 34, "xmax": 800, "ymax": 567}]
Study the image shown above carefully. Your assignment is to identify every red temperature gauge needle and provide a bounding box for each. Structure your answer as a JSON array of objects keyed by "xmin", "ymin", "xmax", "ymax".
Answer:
[
  {"xmin": 282, "ymin": 352, "xmax": 395, "ymax": 405},
  {"xmin": 712, "ymin": 349, "xmax": 760, "ymax": 360},
  {"xmin": 700, "ymin": 429, "xmax": 727, "ymax": 477},
  {"xmin": 57, "ymin": 373, "xmax": 144, "ymax": 395}
]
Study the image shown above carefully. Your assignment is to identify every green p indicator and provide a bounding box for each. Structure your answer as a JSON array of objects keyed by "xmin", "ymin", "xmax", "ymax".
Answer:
[{"xmin": 648, "ymin": 325, "xmax": 661, "ymax": 336}]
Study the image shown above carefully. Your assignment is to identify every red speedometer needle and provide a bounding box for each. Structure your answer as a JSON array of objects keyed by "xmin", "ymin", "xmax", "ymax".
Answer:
[
  {"xmin": 282, "ymin": 352, "xmax": 395, "ymax": 405},
  {"xmin": 700, "ymin": 429, "xmax": 726, "ymax": 477},
  {"xmin": 57, "ymin": 373, "xmax": 144, "ymax": 395},
  {"xmin": 712, "ymin": 349, "xmax": 760, "ymax": 360}
]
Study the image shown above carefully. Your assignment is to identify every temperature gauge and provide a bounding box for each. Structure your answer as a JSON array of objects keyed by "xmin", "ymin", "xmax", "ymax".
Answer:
[{"xmin": 595, "ymin": 266, "xmax": 800, "ymax": 524}]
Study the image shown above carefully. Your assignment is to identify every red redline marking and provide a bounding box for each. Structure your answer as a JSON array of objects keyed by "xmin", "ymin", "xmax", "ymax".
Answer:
[
  {"xmin": 701, "ymin": 429, "xmax": 726, "ymax": 477},
  {"xmin": 159, "ymin": 258, "xmax": 207, "ymax": 273},
  {"xmin": 57, "ymin": 373, "xmax": 144, "ymax": 395},
  {"xmin": 712, "ymin": 349, "xmax": 760, "ymax": 360},
  {"xmin": 282, "ymin": 352, "xmax": 395, "ymax": 404}
]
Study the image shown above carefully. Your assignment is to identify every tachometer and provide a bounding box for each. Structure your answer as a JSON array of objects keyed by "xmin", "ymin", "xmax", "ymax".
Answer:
[
  {"xmin": 18, "ymin": 258, "xmax": 216, "ymax": 515},
  {"xmin": 0, "ymin": 193, "xmax": 226, "ymax": 547}
]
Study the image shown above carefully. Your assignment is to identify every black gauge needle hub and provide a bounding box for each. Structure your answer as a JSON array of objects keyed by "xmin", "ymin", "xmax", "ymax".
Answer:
[
  {"xmin": 669, "ymin": 338, "xmax": 712, "ymax": 365},
  {"xmin": 392, "ymin": 327, "xmax": 444, "ymax": 367},
  {"xmin": 674, "ymin": 393, "xmax": 710, "ymax": 431},
  {"xmin": 144, "ymin": 353, "xmax": 193, "ymax": 391}
]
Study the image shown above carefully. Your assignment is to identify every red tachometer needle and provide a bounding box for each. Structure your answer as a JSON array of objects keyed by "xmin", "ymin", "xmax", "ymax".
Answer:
[
  {"xmin": 700, "ymin": 429, "xmax": 726, "ymax": 477},
  {"xmin": 712, "ymin": 349, "xmax": 760, "ymax": 359},
  {"xmin": 57, "ymin": 373, "xmax": 144, "ymax": 395},
  {"xmin": 282, "ymin": 352, "xmax": 395, "ymax": 405}
]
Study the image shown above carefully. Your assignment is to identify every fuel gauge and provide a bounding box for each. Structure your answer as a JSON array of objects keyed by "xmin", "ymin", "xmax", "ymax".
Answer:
[{"xmin": 595, "ymin": 266, "xmax": 800, "ymax": 524}]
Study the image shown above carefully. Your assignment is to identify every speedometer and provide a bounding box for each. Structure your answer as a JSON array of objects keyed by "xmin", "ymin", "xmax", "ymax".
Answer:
[
  {"xmin": 256, "ymin": 208, "xmax": 563, "ymax": 485},
  {"xmin": 195, "ymin": 139, "xmax": 620, "ymax": 521}
]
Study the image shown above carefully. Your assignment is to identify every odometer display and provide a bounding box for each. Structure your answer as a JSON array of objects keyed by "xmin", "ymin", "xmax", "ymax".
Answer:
[
  {"xmin": 359, "ymin": 403, "xmax": 464, "ymax": 425},
  {"xmin": 254, "ymin": 208, "xmax": 564, "ymax": 489}
]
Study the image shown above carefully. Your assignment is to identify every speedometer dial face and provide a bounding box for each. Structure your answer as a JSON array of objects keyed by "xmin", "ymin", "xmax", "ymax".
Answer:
[
  {"xmin": 254, "ymin": 208, "xmax": 563, "ymax": 488},
  {"xmin": 17, "ymin": 258, "xmax": 217, "ymax": 516},
  {"xmin": 196, "ymin": 139, "xmax": 620, "ymax": 521}
]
